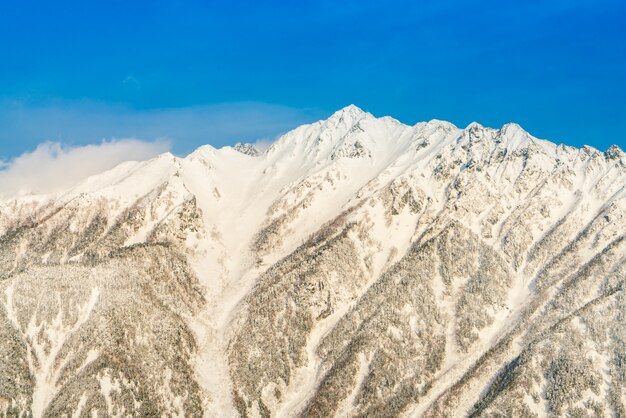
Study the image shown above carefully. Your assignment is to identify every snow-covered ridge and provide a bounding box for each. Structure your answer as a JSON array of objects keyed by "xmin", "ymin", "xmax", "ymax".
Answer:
[{"xmin": 14, "ymin": 105, "xmax": 620, "ymax": 205}]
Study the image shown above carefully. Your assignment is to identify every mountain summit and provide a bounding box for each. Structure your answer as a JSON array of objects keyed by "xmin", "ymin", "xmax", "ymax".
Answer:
[{"xmin": 0, "ymin": 107, "xmax": 625, "ymax": 417}]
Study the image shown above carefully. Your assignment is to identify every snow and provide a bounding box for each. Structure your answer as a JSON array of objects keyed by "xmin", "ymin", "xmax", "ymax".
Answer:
[
  {"xmin": 2, "ymin": 284, "xmax": 100, "ymax": 418},
  {"xmin": 71, "ymin": 394, "xmax": 88, "ymax": 418},
  {"xmin": 99, "ymin": 372, "xmax": 116, "ymax": 416},
  {"xmin": 335, "ymin": 352, "xmax": 371, "ymax": 417},
  {"xmin": 274, "ymin": 300, "xmax": 354, "ymax": 418},
  {"xmin": 33, "ymin": 288, "xmax": 100, "ymax": 418}
]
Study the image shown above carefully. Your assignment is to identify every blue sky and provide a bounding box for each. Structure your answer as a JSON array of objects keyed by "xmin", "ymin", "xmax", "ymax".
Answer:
[{"xmin": 1, "ymin": 0, "xmax": 625, "ymax": 160}]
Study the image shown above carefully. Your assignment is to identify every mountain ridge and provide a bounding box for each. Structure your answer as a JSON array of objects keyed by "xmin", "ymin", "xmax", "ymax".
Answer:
[{"xmin": 2, "ymin": 105, "xmax": 624, "ymax": 205}]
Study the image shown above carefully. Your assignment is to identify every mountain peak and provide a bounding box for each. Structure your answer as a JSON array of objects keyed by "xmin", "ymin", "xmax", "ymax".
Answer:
[
  {"xmin": 425, "ymin": 119, "xmax": 457, "ymax": 129},
  {"xmin": 500, "ymin": 122, "xmax": 525, "ymax": 134},
  {"xmin": 327, "ymin": 104, "xmax": 370, "ymax": 125},
  {"xmin": 466, "ymin": 121, "xmax": 484, "ymax": 130},
  {"xmin": 498, "ymin": 122, "xmax": 531, "ymax": 143},
  {"xmin": 605, "ymin": 144, "xmax": 624, "ymax": 160},
  {"xmin": 333, "ymin": 103, "xmax": 366, "ymax": 115}
]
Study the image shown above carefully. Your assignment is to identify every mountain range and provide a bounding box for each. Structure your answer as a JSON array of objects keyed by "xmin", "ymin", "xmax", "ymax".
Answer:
[{"xmin": 0, "ymin": 105, "xmax": 625, "ymax": 417}]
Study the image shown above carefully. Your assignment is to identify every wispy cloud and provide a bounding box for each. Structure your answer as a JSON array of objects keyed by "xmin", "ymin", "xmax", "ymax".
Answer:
[
  {"xmin": 0, "ymin": 100, "xmax": 322, "ymax": 159},
  {"xmin": 250, "ymin": 137, "xmax": 277, "ymax": 152},
  {"xmin": 0, "ymin": 100, "xmax": 323, "ymax": 198},
  {"xmin": 122, "ymin": 75, "xmax": 141, "ymax": 90},
  {"xmin": 0, "ymin": 139, "xmax": 170, "ymax": 198}
]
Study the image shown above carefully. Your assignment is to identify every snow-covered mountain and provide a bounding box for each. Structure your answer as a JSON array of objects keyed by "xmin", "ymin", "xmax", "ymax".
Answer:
[{"xmin": 1, "ymin": 105, "xmax": 625, "ymax": 417}]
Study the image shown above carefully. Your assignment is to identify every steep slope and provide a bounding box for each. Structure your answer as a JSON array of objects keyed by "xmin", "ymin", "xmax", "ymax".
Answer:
[{"xmin": 0, "ymin": 105, "xmax": 625, "ymax": 417}]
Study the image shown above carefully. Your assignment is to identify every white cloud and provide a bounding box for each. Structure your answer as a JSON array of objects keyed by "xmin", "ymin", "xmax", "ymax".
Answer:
[
  {"xmin": 0, "ymin": 100, "xmax": 323, "ymax": 199},
  {"xmin": 251, "ymin": 137, "xmax": 276, "ymax": 152},
  {"xmin": 0, "ymin": 100, "xmax": 322, "ymax": 157},
  {"xmin": 0, "ymin": 138, "xmax": 170, "ymax": 198}
]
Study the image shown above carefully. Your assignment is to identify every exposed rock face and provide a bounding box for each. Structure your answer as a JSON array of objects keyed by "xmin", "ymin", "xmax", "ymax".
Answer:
[
  {"xmin": 0, "ymin": 105, "xmax": 625, "ymax": 417},
  {"xmin": 234, "ymin": 143, "xmax": 262, "ymax": 157}
]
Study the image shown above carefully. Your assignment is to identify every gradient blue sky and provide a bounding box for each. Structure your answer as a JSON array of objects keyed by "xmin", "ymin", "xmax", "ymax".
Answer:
[{"xmin": 1, "ymin": 0, "xmax": 625, "ymax": 159}]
